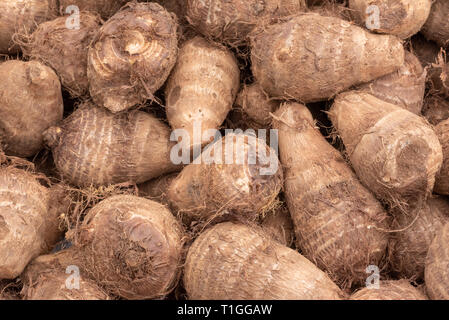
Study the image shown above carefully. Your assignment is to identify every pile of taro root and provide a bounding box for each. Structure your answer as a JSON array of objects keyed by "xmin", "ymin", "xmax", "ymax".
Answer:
[{"xmin": 1, "ymin": 0, "xmax": 449, "ymax": 300}]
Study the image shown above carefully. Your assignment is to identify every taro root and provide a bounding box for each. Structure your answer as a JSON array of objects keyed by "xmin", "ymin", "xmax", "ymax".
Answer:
[
  {"xmin": 185, "ymin": 0, "xmax": 305, "ymax": 46},
  {"xmin": 23, "ymin": 12, "xmax": 101, "ymax": 97},
  {"xmin": 21, "ymin": 249, "xmax": 110, "ymax": 300},
  {"xmin": 73, "ymin": 195, "xmax": 184, "ymax": 299},
  {"xmin": 58, "ymin": 0, "xmax": 128, "ymax": 19},
  {"xmin": 273, "ymin": 102, "xmax": 389, "ymax": 288},
  {"xmin": 43, "ymin": 102, "xmax": 179, "ymax": 187},
  {"xmin": 422, "ymin": 95, "xmax": 449, "ymax": 126},
  {"xmin": 184, "ymin": 222, "xmax": 344, "ymax": 300},
  {"xmin": 0, "ymin": 60, "xmax": 63, "ymax": 158},
  {"xmin": 425, "ymin": 222, "xmax": 449, "ymax": 299},
  {"xmin": 251, "ymin": 13, "xmax": 405, "ymax": 103},
  {"xmin": 87, "ymin": 2, "xmax": 178, "ymax": 113},
  {"xmin": 329, "ymin": 91, "xmax": 443, "ymax": 208},
  {"xmin": 421, "ymin": 0, "xmax": 449, "ymax": 47}
]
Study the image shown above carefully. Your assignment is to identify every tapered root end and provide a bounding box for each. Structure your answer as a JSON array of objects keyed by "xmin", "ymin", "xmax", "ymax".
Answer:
[{"xmin": 43, "ymin": 127, "xmax": 63, "ymax": 149}]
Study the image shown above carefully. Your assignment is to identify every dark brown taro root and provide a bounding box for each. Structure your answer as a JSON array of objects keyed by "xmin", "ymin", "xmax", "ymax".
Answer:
[
  {"xmin": 0, "ymin": 60, "xmax": 63, "ymax": 157},
  {"xmin": 184, "ymin": 222, "xmax": 344, "ymax": 300},
  {"xmin": 422, "ymin": 95, "xmax": 449, "ymax": 126},
  {"xmin": 23, "ymin": 12, "xmax": 101, "ymax": 97},
  {"xmin": 87, "ymin": 2, "xmax": 178, "ymax": 113},
  {"xmin": 73, "ymin": 195, "xmax": 184, "ymax": 299},
  {"xmin": 43, "ymin": 102, "xmax": 179, "ymax": 187},
  {"xmin": 273, "ymin": 102, "xmax": 389, "ymax": 288},
  {"xmin": 421, "ymin": 0, "xmax": 449, "ymax": 47},
  {"xmin": 425, "ymin": 222, "xmax": 449, "ymax": 299}
]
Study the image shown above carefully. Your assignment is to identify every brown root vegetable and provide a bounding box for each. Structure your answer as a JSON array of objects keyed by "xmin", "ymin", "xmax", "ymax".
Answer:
[
  {"xmin": 260, "ymin": 204, "xmax": 294, "ymax": 247},
  {"xmin": 234, "ymin": 83, "xmax": 280, "ymax": 127},
  {"xmin": 185, "ymin": 0, "xmax": 305, "ymax": 46},
  {"xmin": 138, "ymin": 172, "xmax": 179, "ymax": 205},
  {"xmin": 184, "ymin": 222, "xmax": 344, "ymax": 300},
  {"xmin": 22, "ymin": 12, "xmax": 101, "ymax": 97},
  {"xmin": 58, "ymin": 0, "xmax": 128, "ymax": 19},
  {"xmin": 433, "ymin": 119, "xmax": 449, "ymax": 195},
  {"xmin": 87, "ymin": 2, "xmax": 178, "ymax": 113},
  {"xmin": 0, "ymin": 0, "xmax": 57, "ymax": 54},
  {"xmin": 165, "ymin": 37, "xmax": 240, "ymax": 149},
  {"xmin": 251, "ymin": 13, "xmax": 405, "ymax": 103},
  {"xmin": 348, "ymin": 0, "xmax": 432, "ymax": 39},
  {"xmin": 422, "ymin": 95, "xmax": 449, "ymax": 126},
  {"xmin": 43, "ymin": 102, "xmax": 179, "ymax": 187},
  {"xmin": 272, "ymin": 102, "xmax": 389, "ymax": 288},
  {"xmin": 0, "ymin": 167, "xmax": 63, "ymax": 279},
  {"xmin": 167, "ymin": 133, "xmax": 283, "ymax": 225},
  {"xmin": 21, "ymin": 249, "xmax": 110, "ymax": 300},
  {"xmin": 357, "ymin": 51, "xmax": 426, "ymax": 115},
  {"xmin": 154, "ymin": 0, "xmax": 186, "ymax": 21},
  {"xmin": 389, "ymin": 197, "xmax": 449, "ymax": 280},
  {"xmin": 329, "ymin": 91, "xmax": 443, "ymax": 208},
  {"xmin": 73, "ymin": 195, "xmax": 184, "ymax": 299},
  {"xmin": 411, "ymin": 35, "xmax": 441, "ymax": 66},
  {"xmin": 425, "ymin": 221, "xmax": 449, "ymax": 299},
  {"xmin": 0, "ymin": 60, "xmax": 63, "ymax": 158},
  {"xmin": 350, "ymin": 280, "xmax": 427, "ymax": 300},
  {"xmin": 421, "ymin": 0, "xmax": 449, "ymax": 47}
]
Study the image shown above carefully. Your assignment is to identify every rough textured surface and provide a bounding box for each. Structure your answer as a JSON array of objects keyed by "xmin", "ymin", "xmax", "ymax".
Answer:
[
  {"xmin": 167, "ymin": 133, "xmax": 283, "ymax": 225},
  {"xmin": 389, "ymin": 197, "xmax": 449, "ymax": 280},
  {"xmin": 138, "ymin": 172, "xmax": 179, "ymax": 205},
  {"xmin": 421, "ymin": 0, "xmax": 449, "ymax": 47},
  {"xmin": 74, "ymin": 195, "xmax": 184, "ymax": 300},
  {"xmin": 234, "ymin": 83, "xmax": 280, "ymax": 127},
  {"xmin": 0, "ymin": 0, "xmax": 57, "ymax": 53},
  {"xmin": 251, "ymin": 13, "xmax": 405, "ymax": 103},
  {"xmin": 422, "ymin": 95, "xmax": 449, "ymax": 126},
  {"xmin": 434, "ymin": 119, "xmax": 449, "ymax": 195},
  {"xmin": 21, "ymin": 249, "xmax": 110, "ymax": 300},
  {"xmin": 273, "ymin": 102, "xmax": 389, "ymax": 288},
  {"xmin": 357, "ymin": 51, "xmax": 426, "ymax": 115},
  {"xmin": 0, "ymin": 60, "xmax": 63, "ymax": 157},
  {"xmin": 184, "ymin": 222, "xmax": 344, "ymax": 300},
  {"xmin": 58, "ymin": 0, "xmax": 128, "ymax": 19},
  {"xmin": 350, "ymin": 280, "xmax": 427, "ymax": 300},
  {"xmin": 0, "ymin": 168, "xmax": 62, "ymax": 279},
  {"xmin": 23, "ymin": 12, "xmax": 101, "ymax": 97},
  {"xmin": 186, "ymin": 0, "xmax": 305, "ymax": 46},
  {"xmin": 348, "ymin": 0, "xmax": 432, "ymax": 39},
  {"xmin": 165, "ymin": 37, "xmax": 240, "ymax": 149},
  {"xmin": 88, "ymin": 2, "xmax": 178, "ymax": 113},
  {"xmin": 260, "ymin": 204, "xmax": 295, "ymax": 247},
  {"xmin": 425, "ymin": 222, "xmax": 449, "ymax": 299},
  {"xmin": 329, "ymin": 91, "xmax": 443, "ymax": 208},
  {"xmin": 43, "ymin": 102, "xmax": 179, "ymax": 187}
]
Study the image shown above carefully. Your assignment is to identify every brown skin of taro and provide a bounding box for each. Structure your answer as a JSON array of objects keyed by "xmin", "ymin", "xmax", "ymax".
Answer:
[
  {"xmin": 58, "ymin": 0, "xmax": 128, "ymax": 19},
  {"xmin": 421, "ymin": 0, "xmax": 449, "ymax": 47},
  {"xmin": 425, "ymin": 222, "xmax": 449, "ymax": 299},
  {"xmin": 350, "ymin": 280, "xmax": 427, "ymax": 300}
]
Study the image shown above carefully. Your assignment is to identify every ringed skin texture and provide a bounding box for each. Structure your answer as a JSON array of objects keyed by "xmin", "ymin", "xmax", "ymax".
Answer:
[
  {"xmin": 74, "ymin": 195, "xmax": 184, "ymax": 300},
  {"xmin": 165, "ymin": 37, "xmax": 240, "ymax": 149},
  {"xmin": 167, "ymin": 133, "xmax": 283, "ymax": 225},
  {"xmin": 23, "ymin": 12, "xmax": 102, "ymax": 97},
  {"xmin": 421, "ymin": 0, "xmax": 449, "ymax": 47},
  {"xmin": 0, "ymin": 168, "xmax": 63, "ymax": 279},
  {"xmin": 88, "ymin": 2, "xmax": 178, "ymax": 113},
  {"xmin": 58, "ymin": 0, "xmax": 128, "ymax": 19},
  {"xmin": 348, "ymin": 0, "xmax": 432, "ymax": 39},
  {"xmin": 185, "ymin": 0, "xmax": 306, "ymax": 46},
  {"xmin": 425, "ymin": 222, "xmax": 449, "ymax": 299},
  {"xmin": 389, "ymin": 197, "xmax": 449, "ymax": 281},
  {"xmin": 350, "ymin": 280, "xmax": 427, "ymax": 300},
  {"xmin": 43, "ymin": 102, "xmax": 179, "ymax": 188},
  {"xmin": 0, "ymin": 60, "xmax": 63, "ymax": 158},
  {"xmin": 357, "ymin": 51, "xmax": 427, "ymax": 115},
  {"xmin": 251, "ymin": 13, "xmax": 405, "ymax": 103},
  {"xmin": 272, "ymin": 102, "xmax": 389, "ymax": 288},
  {"xmin": 184, "ymin": 222, "xmax": 344, "ymax": 300},
  {"xmin": 0, "ymin": 0, "xmax": 57, "ymax": 54},
  {"xmin": 329, "ymin": 91, "xmax": 443, "ymax": 208},
  {"xmin": 21, "ymin": 249, "xmax": 110, "ymax": 300}
]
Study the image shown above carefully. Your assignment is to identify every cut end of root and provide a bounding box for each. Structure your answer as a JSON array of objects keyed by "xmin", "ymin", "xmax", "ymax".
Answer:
[{"xmin": 43, "ymin": 127, "xmax": 63, "ymax": 149}]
